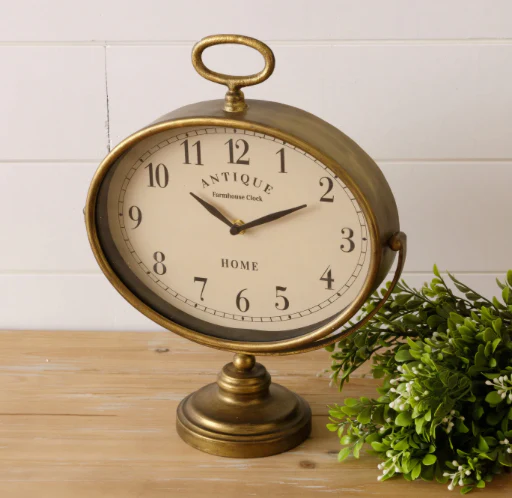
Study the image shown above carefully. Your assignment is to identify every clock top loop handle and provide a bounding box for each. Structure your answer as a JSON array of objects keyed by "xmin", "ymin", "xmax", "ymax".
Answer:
[{"xmin": 192, "ymin": 34, "xmax": 275, "ymax": 113}]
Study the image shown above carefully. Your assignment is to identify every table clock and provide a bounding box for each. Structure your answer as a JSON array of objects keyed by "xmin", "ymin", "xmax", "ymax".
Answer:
[{"xmin": 85, "ymin": 34, "xmax": 406, "ymax": 458}]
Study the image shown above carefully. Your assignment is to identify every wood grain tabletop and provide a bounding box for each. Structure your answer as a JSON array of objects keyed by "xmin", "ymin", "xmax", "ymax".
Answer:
[{"xmin": 0, "ymin": 330, "xmax": 509, "ymax": 497}]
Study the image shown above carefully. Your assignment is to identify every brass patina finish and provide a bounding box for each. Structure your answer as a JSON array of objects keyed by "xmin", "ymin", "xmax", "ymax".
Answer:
[
  {"xmin": 85, "ymin": 35, "xmax": 406, "ymax": 458},
  {"xmin": 176, "ymin": 353, "xmax": 312, "ymax": 458},
  {"xmin": 191, "ymin": 34, "xmax": 275, "ymax": 112}
]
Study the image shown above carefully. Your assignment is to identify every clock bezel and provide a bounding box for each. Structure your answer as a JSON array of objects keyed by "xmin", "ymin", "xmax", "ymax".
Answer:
[{"xmin": 86, "ymin": 102, "xmax": 393, "ymax": 355}]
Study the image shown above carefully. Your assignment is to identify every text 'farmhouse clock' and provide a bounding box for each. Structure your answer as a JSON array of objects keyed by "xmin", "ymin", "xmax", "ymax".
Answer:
[{"xmin": 85, "ymin": 35, "xmax": 406, "ymax": 458}]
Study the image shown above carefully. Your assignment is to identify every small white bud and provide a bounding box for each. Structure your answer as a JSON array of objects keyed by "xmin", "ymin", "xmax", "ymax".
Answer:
[
  {"xmin": 400, "ymin": 404, "xmax": 406, "ymax": 410},
  {"xmin": 448, "ymin": 484, "xmax": 454, "ymax": 491},
  {"xmin": 458, "ymin": 466, "xmax": 463, "ymax": 471},
  {"xmin": 377, "ymin": 476, "xmax": 383, "ymax": 481},
  {"xmin": 383, "ymin": 469, "xmax": 388, "ymax": 475},
  {"xmin": 390, "ymin": 388, "xmax": 396, "ymax": 393},
  {"xmin": 465, "ymin": 470, "xmax": 471, "ymax": 476},
  {"xmin": 499, "ymin": 376, "xmax": 504, "ymax": 383},
  {"xmin": 450, "ymin": 410, "xmax": 455, "ymax": 415},
  {"xmin": 459, "ymin": 479, "xmax": 464, "ymax": 486},
  {"xmin": 459, "ymin": 416, "xmax": 465, "ymax": 421},
  {"xmin": 509, "ymin": 393, "xmax": 512, "ymax": 401},
  {"xmin": 452, "ymin": 460, "xmax": 458, "ymax": 466},
  {"xmin": 507, "ymin": 448, "xmax": 512, "ymax": 454},
  {"xmin": 502, "ymin": 392, "xmax": 507, "ymax": 399},
  {"xmin": 386, "ymin": 418, "xmax": 392, "ymax": 423},
  {"xmin": 485, "ymin": 380, "xmax": 492, "ymax": 386},
  {"xmin": 424, "ymin": 391, "xmax": 429, "ymax": 395},
  {"xmin": 442, "ymin": 418, "xmax": 448, "ymax": 423},
  {"xmin": 504, "ymin": 439, "xmax": 509, "ymax": 444},
  {"xmin": 414, "ymin": 396, "xmax": 420, "ymax": 401},
  {"xmin": 443, "ymin": 472, "xmax": 450, "ymax": 477}
]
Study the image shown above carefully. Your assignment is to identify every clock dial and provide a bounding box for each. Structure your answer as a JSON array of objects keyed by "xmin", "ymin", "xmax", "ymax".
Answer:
[{"xmin": 99, "ymin": 126, "xmax": 372, "ymax": 338}]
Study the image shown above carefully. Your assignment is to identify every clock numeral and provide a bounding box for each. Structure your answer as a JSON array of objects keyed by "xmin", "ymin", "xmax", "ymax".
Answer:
[
  {"xmin": 226, "ymin": 139, "xmax": 250, "ymax": 165},
  {"xmin": 275, "ymin": 286, "xmax": 290, "ymax": 310},
  {"xmin": 276, "ymin": 148, "xmax": 286, "ymax": 173},
  {"xmin": 153, "ymin": 251, "xmax": 167, "ymax": 275},
  {"xmin": 145, "ymin": 162, "xmax": 169, "ymax": 188},
  {"xmin": 236, "ymin": 288, "xmax": 250, "ymax": 313},
  {"xmin": 128, "ymin": 206, "xmax": 142, "ymax": 229},
  {"xmin": 341, "ymin": 228, "xmax": 355, "ymax": 253},
  {"xmin": 319, "ymin": 176, "xmax": 334, "ymax": 202},
  {"xmin": 182, "ymin": 139, "xmax": 203, "ymax": 165},
  {"xmin": 320, "ymin": 266, "xmax": 335, "ymax": 290},
  {"xmin": 193, "ymin": 276, "xmax": 207, "ymax": 301}
]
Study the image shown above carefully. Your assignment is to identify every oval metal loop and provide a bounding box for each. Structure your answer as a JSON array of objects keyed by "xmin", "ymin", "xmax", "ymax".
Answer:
[{"xmin": 192, "ymin": 34, "xmax": 275, "ymax": 93}]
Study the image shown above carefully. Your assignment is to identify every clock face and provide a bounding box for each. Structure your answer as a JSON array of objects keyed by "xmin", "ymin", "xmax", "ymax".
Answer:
[{"xmin": 96, "ymin": 125, "xmax": 372, "ymax": 342}]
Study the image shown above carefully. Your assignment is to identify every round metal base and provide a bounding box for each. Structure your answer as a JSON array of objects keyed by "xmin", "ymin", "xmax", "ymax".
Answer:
[{"xmin": 176, "ymin": 356, "xmax": 312, "ymax": 458}]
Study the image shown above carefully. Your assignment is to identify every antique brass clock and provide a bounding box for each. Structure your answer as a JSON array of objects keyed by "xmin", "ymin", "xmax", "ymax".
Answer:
[{"xmin": 85, "ymin": 35, "xmax": 406, "ymax": 458}]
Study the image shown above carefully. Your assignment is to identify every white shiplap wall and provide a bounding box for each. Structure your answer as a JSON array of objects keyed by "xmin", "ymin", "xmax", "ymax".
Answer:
[{"xmin": 1, "ymin": 1, "xmax": 511, "ymax": 331}]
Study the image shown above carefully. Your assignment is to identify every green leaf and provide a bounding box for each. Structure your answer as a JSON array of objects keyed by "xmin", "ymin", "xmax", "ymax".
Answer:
[
  {"xmin": 476, "ymin": 480, "xmax": 485, "ymax": 489},
  {"xmin": 395, "ymin": 349, "xmax": 413, "ymax": 362},
  {"xmin": 344, "ymin": 398, "xmax": 359, "ymax": 407},
  {"xmin": 486, "ymin": 391, "xmax": 503, "ymax": 405},
  {"xmin": 477, "ymin": 435, "xmax": 489, "ymax": 452},
  {"xmin": 507, "ymin": 270, "xmax": 512, "ymax": 287},
  {"xmin": 433, "ymin": 264, "xmax": 441, "ymax": 278},
  {"xmin": 337, "ymin": 447, "xmax": 351, "ymax": 462},
  {"xmin": 340, "ymin": 435, "xmax": 355, "ymax": 445},
  {"xmin": 395, "ymin": 412, "xmax": 413, "ymax": 427},
  {"xmin": 461, "ymin": 486, "xmax": 474, "ymax": 495},
  {"xmin": 326, "ymin": 423, "xmax": 338, "ymax": 432},
  {"xmin": 422, "ymin": 454, "xmax": 437, "ymax": 465},
  {"xmin": 353, "ymin": 439, "xmax": 364, "ymax": 459},
  {"xmin": 393, "ymin": 439, "xmax": 409, "ymax": 451},
  {"xmin": 411, "ymin": 463, "xmax": 421, "ymax": 480},
  {"xmin": 503, "ymin": 286, "xmax": 510, "ymax": 304},
  {"xmin": 371, "ymin": 441, "xmax": 388, "ymax": 452},
  {"xmin": 449, "ymin": 312, "xmax": 464, "ymax": 324},
  {"xmin": 357, "ymin": 407, "xmax": 371, "ymax": 425}
]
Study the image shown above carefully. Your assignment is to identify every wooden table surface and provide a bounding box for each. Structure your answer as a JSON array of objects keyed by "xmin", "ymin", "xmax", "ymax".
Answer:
[{"xmin": 0, "ymin": 330, "xmax": 509, "ymax": 497}]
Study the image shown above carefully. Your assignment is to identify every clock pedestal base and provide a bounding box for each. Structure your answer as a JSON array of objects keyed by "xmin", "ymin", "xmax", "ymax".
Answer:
[{"xmin": 176, "ymin": 353, "xmax": 311, "ymax": 458}]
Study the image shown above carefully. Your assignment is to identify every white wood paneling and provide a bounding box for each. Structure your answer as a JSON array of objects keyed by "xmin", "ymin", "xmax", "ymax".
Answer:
[
  {"xmin": 1, "ymin": 1, "xmax": 512, "ymax": 42},
  {"xmin": 383, "ymin": 161, "xmax": 512, "ymax": 273},
  {"xmin": 0, "ymin": 2, "xmax": 510, "ymax": 331},
  {"xmin": 107, "ymin": 44, "xmax": 512, "ymax": 159},
  {"xmin": 1, "ymin": 161, "xmax": 510, "ymax": 274},
  {"xmin": 0, "ymin": 47, "xmax": 107, "ymax": 160},
  {"xmin": 0, "ymin": 275, "xmax": 157, "ymax": 331},
  {"xmin": 0, "ymin": 273, "xmax": 505, "ymax": 331},
  {"xmin": 0, "ymin": 163, "xmax": 97, "ymax": 272}
]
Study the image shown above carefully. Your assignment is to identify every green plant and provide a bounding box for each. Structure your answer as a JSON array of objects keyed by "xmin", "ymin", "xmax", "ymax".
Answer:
[{"xmin": 327, "ymin": 267, "xmax": 512, "ymax": 493}]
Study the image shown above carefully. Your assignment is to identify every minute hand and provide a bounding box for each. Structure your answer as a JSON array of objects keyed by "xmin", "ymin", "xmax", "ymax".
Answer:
[{"xmin": 230, "ymin": 204, "xmax": 307, "ymax": 235}]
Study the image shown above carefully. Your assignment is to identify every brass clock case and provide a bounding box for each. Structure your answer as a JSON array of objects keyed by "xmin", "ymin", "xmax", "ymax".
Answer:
[{"xmin": 85, "ymin": 35, "xmax": 406, "ymax": 458}]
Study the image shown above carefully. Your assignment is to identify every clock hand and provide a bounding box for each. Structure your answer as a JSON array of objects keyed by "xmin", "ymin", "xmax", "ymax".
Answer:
[
  {"xmin": 189, "ymin": 192, "xmax": 234, "ymax": 229},
  {"xmin": 230, "ymin": 204, "xmax": 307, "ymax": 235}
]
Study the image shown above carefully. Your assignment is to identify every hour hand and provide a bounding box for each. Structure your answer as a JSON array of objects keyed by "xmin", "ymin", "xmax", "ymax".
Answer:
[
  {"xmin": 230, "ymin": 204, "xmax": 307, "ymax": 235},
  {"xmin": 190, "ymin": 192, "xmax": 233, "ymax": 229}
]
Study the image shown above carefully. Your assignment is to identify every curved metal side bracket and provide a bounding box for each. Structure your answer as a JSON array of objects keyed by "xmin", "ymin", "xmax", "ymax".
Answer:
[{"xmin": 283, "ymin": 231, "xmax": 407, "ymax": 355}]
